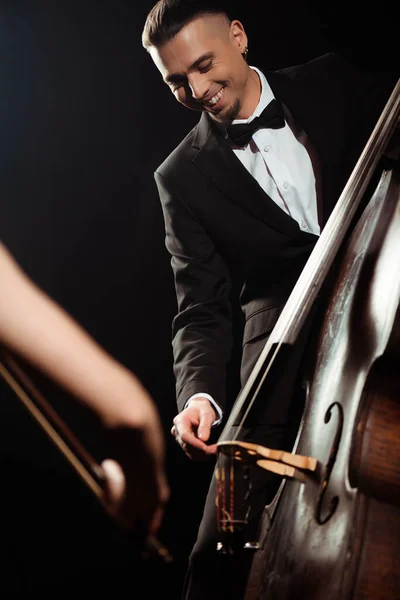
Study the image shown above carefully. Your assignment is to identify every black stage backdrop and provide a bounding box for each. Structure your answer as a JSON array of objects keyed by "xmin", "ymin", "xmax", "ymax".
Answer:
[{"xmin": 0, "ymin": 1, "xmax": 397, "ymax": 596}]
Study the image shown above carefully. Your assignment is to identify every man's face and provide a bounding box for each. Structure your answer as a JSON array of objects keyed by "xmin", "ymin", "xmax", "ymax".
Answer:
[{"xmin": 149, "ymin": 14, "xmax": 256, "ymax": 123}]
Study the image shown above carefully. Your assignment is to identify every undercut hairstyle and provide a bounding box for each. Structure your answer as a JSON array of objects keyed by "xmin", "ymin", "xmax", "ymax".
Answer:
[{"xmin": 142, "ymin": 0, "xmax": 233, "ymax": 50}]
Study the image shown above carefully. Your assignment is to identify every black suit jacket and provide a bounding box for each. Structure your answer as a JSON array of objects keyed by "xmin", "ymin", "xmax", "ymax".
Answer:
[{"xmin": 154, "ymin": 53, "xmax": 396, "ymax": 420}]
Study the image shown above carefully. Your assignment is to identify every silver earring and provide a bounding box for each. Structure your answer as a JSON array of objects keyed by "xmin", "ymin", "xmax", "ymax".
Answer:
[{"xmin": 242, "ymin": 46, "xmax": 248, "ymax": 61}]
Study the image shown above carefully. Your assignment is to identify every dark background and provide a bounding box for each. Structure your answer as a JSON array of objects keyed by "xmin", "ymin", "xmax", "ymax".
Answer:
[{"xmin": 0, "ymin": 1, "xmax": 397, "ymax": 596}]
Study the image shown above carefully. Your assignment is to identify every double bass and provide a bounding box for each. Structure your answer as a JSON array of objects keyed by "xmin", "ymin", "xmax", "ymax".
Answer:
[{"xmin": 216, "ymin": 79, "xmax": 400, "ymax": 599}]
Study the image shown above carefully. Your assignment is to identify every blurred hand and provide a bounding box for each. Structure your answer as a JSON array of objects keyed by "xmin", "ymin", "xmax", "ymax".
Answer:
[
  {"xmin": 0, "ymin": 241, "xmax": 170, "ymax": 547},
  {"xmin": 171, "ymin": 397, "xmax": 218, "ymax": 460},
  {"xmin": 101, "ymin": 449, "xmax": 169, "ymax": 537},
  {"xmin": 100, "ymin": 390, "xmax": 170, "ymax": 541}
]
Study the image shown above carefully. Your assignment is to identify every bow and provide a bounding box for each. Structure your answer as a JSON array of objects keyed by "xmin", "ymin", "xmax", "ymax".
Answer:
[{"xmin": 226, "ymin": 98, "xmax": 285, "ymax": 147}]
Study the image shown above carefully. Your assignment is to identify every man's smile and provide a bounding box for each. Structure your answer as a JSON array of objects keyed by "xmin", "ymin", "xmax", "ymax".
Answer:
[{"xmin": 203, "ymin": 86, "xmax": 225, "ymax": 110}]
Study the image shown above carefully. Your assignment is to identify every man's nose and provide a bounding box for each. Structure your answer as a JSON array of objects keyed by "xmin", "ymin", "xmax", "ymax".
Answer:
[{"xmin": 188, "ymin": 74, "xmax": 209, "ymax": 102}]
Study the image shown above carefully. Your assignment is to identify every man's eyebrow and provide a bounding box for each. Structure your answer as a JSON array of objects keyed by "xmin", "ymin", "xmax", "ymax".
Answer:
[{"xmin": 165, "ymin": 52, "xmax": 215, "ymax": 84}]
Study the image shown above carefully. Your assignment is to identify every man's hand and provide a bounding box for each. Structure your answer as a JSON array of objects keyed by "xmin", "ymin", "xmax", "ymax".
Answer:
[{"xmin": 171, "ymin": 397, "xmax": 218, "ymax": 460}]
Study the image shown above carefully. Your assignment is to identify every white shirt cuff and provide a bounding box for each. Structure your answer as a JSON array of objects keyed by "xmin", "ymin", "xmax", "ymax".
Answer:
[{"xmin": 184, "ymin": 393, "xmax": 223, "ymax": 427}]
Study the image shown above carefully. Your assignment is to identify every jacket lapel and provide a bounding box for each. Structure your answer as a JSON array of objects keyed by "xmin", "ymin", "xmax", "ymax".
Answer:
[
  {"xmin": 265, "ymin": 64, "xmax": 344, "ymax": 227},
  {"xmin": 191, "ymin": 113, "xmax": 308, "ymax": 241}
]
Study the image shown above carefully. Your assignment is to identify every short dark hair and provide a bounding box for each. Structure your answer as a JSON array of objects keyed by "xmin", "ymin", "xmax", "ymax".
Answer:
[{"xmin": 142, "ymin": 0, "xmax": 233, "ymax": 50}]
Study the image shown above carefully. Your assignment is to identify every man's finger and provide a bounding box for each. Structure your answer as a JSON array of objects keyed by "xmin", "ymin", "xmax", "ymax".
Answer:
[
  {"xmin": 179, "ymin": 427, "xmax": 209, "ymax": 450},
  {"xmin": 197, "ymin": 418, "xmax": 214, "ymax": 442}
]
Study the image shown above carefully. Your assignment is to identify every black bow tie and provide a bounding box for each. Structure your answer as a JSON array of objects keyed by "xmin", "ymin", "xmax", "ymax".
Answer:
[{"xmin": 226, "ymin": 98, "xmax": 285, "ymax": 147}]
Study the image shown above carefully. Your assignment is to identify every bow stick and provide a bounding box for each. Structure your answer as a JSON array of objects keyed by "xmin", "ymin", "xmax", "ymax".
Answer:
[{"xmin": 0, "ymin": 348, "xmax": 173, "ymax": 563}]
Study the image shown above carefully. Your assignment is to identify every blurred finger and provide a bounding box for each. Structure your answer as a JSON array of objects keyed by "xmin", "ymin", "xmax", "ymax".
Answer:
[{"xmin": 101, "ymin": 458, "xmax": 126, "ymax": 507}]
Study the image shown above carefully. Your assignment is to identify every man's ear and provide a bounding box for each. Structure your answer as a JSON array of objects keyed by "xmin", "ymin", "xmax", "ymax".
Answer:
[{"xmin": 230, "ymin": 20, "xmax": 248, "ymax": 54}]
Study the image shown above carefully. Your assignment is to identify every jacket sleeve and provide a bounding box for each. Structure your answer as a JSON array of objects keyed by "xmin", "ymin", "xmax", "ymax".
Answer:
[{"xmin": 154, "ymin": 170, "xmax": 233, "ymax": 415}]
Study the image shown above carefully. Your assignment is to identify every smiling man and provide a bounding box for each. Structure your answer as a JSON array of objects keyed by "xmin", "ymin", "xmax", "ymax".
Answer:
[
  {"xmin": 149, "ymin": 11, "xmax": 259, "ymax": 122},
  {"xmin": 142, "ymin": 1, "xmax": 397, "ymax": 598}
]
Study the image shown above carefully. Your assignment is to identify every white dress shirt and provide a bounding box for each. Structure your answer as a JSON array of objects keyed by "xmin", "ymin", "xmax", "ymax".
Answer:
[
  {"xmin": 230, "ymin": 66, "xmax": 320, "ymax": 236},
  {"xmin": 186, "ymin": 66, "xmax": 320, "ymax": 423}
]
